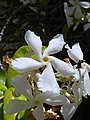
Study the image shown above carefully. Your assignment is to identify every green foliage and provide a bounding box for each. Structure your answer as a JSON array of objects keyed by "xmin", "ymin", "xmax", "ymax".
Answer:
[
  {"xmin": 7, "ymin": 46, "xmax": 30, "ymax": 87},
  {"xmin": 3, "ymin": 88, "xmax": 15, "ymax": 120},
  {"xmin": 0, "ymin": 100, "xmax": 4, "ymax": 120},
  {"xmin": 0, "ymin": 69, "xmax": 6, "ymax": 85},
  {"xmin": 0, "ymin": 69, "xmax": 7, "ymax": 97}
]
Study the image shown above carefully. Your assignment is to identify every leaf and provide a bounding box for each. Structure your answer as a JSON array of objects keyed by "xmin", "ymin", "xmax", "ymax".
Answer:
[
  {"xmin": 7, "ymin": 46, "xmax": 30, "ymax": 87},
  {"xmin": 62, "ymin": 24, "xmax": 69, "ymax": 39},
  {"xmin": 0, "ymin": 69, "xmax": 6, "ymax": 85},
  {"xmin": 0, "ymin": 69, "xmax": 7, "ymax": 97},
  {"xmin": 0, "ymin": 100, "xmax": 4, "ymax": 120},
  {"xmin": 3, "ymin": 88, "xmax": 16, "ymax": 120},
  {"xmin": 16, "ymin": 109, "xmax": 34, "ymax": 120},
  {"xmin": 0, "ymin": 91, "xmax": 3, "ymax": 98},
  {"xmin": 0, "ymin": 83, "xmax": 7, "ymax": 92}
]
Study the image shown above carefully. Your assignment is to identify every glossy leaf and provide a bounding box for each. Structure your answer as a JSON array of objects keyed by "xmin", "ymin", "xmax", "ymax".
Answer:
[
  {"xmin": 3, "ymin": 88, "xmax": 16, "ymax": 120},
  {"xmin": 0, "ymin": 69, "xmax": 6, "ymax": 85},
  {"xmin": 7, "ymin": 46, "xmax": 30, "ymax": 87},
  {"xmin": 0, "ymin": 83, "xmax": 7, "ymax": 92}
]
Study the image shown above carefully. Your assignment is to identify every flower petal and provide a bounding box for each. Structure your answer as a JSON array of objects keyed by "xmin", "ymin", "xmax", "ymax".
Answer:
[
  {"xmin": 49, "ymin": 56, "xmax": 75, "ymax": 77},
  {"xmin": 73, "ymin": 69, "xmax": 85, "ymax": 81},
  {"xmin": 25, "ymin": 30, "xmax": 42, "ymax": 60},
  {"xmin": 43, "ymin": 34, "xmax": 65, "ymax": 56},
  {"xmin": 84, "ymin": 72, "xmax": 90, "ymax": 96},
  {"xmin": 5, "ymin": 100, "xmax": 35, "ymax": 114},
  {"xmin": 83, "ymin": 62, "xmax": 90, "ymax": 72},
  {"xmin": 35, "ymin": 91, "xmax": 68, "ymax": 106},
  {"xmin": 11, "ymin": 57, "xmax": 45, "ymax": 72},
  {"xmin": 79, "ymin": 2, "xmax": 90, "ymax": 9},
  {"xmin": 75, "ymin": 5, "xmax": 83, "ymax": 19},
  {"xmin": 84, "ymin": 23, "xmax": 90, "ymax": 31},
  {"xmin": 69, "ymin": 0, "xmax": 74, "ymax": 5},
  {"xmin": 37, "ymin": 63, "xmax": 60, "ymax": 94},
  {"xmin": 64, "ymin": 3, "xmax": 74, "ymax": 27},
  {"xmin": 72, "ymin": 82, "xmax": 82, "ymax": 103},
  {"xmin": 65, "ymin": 43, "xmax": 83, "ymax": 63},
  {"xmin": 61, "ymin": 103, "xmax": 79, "ymax": 120},
  {"xmin": 33, "ymin": 104, "xmax": 44, "ymax": 120},
  {"xmin": 45, "ymin": 94, "xmax": 68, "ymax": 106},
  {"xmin": 11, "ymin": 75, "xmax": 33, "ymax": 100}
]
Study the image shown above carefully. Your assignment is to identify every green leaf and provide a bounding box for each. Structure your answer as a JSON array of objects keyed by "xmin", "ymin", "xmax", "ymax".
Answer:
[
  {"xmin": 0, "ymin": 100, "xmax": 4, "ymax": 120},
  {"xmin": 0, "ymin": 83, "xmax": 7, "ymax": 92},
  {"xmin": 3, "ymin": 88, "xmax": 16, "ymax": 120},
  {"xmin": 62, "ymin": 24, "xmax": 69, "ymax": 39},
  {"xmin": 0, "ymin": 69, "xmax": 7, "ymax": 97},
  {"xmin": 7, "ymin": 46, "xmax": 30, "ymax": 87},
  {"xmin": 16, "ymin": 109, "xmax": 34, "ymax": 120},
  {"xmin": 0, "ymin": 69, "xmax": 6, "ymax": 85},
  {"xmin": 12, "ymin": 46, "xmax": 30, "ymax": 59},
  {"xmin": 0, "ymin": 91, "xmax": 3, "ymax": 98}
]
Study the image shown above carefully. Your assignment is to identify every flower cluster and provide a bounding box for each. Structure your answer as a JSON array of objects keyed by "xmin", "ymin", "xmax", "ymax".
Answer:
[
  {"xmin": 5, "ymin": 30, "xmax": 90, "ymax": 120},
  {"xmin": 64, "ymin": 0, "xmax": 90, "ymax": 31}
]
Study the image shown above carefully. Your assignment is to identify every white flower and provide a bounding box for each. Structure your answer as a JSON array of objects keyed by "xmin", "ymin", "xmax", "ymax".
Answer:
[
  {"xmin": 65, "ymin": 43, "xmax": 83, "ymax": 63},
  {"xmin": 37, "ymin": 63, "xmax": 60, "ymax": 93},
  {"xmin": 78, "ymin": 70, "xmax": 90, "ymax": 97},
  {"xmin": 64, "ymin": 2, "xmax": 74, "ymax": 27},
  {"xmin": 84, "ymin": 13, "xmax": 90, "ymax": 31},
  {"xmin": 69, "ymin": 0, "xmax": 90, "ymax": 19},
  {"xmin": 5, "ymin": 75, "xmax": 67, "ymax": 120},
  {"xmin": 65, "ymin": 43, "xmax": 90, "ymax": 96},
  {"xmin": 10, "ymin": 30, "xmax": 75, "ymax": 77},
  {"xmin": 61, "ymin": 81, "xmax": 82, "ymax": 120}
]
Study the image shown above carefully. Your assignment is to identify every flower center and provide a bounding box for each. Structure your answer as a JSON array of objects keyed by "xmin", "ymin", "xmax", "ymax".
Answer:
[
  {"xmin": 42, "ymin": 57, "xmax": 49, "ymax": 62},
  {"xmin": 34, "ymin": 100, "xmax": 41, "ymax": 105}
]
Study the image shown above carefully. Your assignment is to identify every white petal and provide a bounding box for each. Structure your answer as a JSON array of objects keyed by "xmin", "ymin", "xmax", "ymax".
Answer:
[
  {"xmin": 37, "ymin": 63, "xmax": 60, "ymax": 94},
  {"xmin": 61, "ymin": 103, "xmax": 78, "ymax": 120},
  {"xmin": 11, "ymin": 57, "xmax": 45, "ymax": 72},
  {"xmin": 43, "ymin": 34, "xmax": 65, "ymax": 56},
  {"xmin": 85, "ymin": 63, "xmax": 90, "ymax": 72},
  {"xmin": 69, "ymin": 0, "xmax": 74, "ymax": 5},
  {"xmin": 45, "ymin": 94, "xmax": 68, "ymax": 106},
  {"xmin": 75, "ymin": 5, "xmax": 83, "ymax": 19},
  {"xmin": 11, "ymin": 75, "xmax": 33, "ymax": 100},
  {"xmin": 72, "ymin": 82, "xmax": 82, "ymax": 103},
  {"xmin": 79, "ymin": 2, "xmax": 90, "ymax": 9},
  {"xmin": 49, "ymin": 56, "xmax": 75, "ymax": 77},
  {"xmin": 35, "ymin": 91, "xmax": 68, "ymax": 106},
  {"xmin": 84, "ymin": 23, "xmax": 90, "ymax": 31},
  {"xmin": 33, "ymin": 104, "xmax": 44, "ymax": 120},
  {"xmin": 81, "ymin": 62, "xmax": 90, "ymax": 72},
  {"xmin": 84, "ymin": 72, "xmax": 90, "ymax": 96},
  {"xmin": 78, "ymin": 79, "xmax": 87, "ymax": 97},
  {"xmin": 65, "ymin": 43, "xmax": 83, "ymax": 63},
  {"xmin": 5, "ymin": 100, "xmax": 35, "ymax": 114},
  {"xmin": 25, "ymin": 30, "xmax": 42, "ymax": 60},
  {"xmin": 73, "ymin": 69, "xmax": 85, "ymax": 81}
]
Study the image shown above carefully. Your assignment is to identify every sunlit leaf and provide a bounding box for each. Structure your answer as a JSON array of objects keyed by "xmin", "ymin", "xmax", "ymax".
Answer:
[
  {"xmin": 0, "ymin": 69, "xmax": 6, "ymax": 85},
  {"xmin": 7, "ymin": 46, "xmax": 30, "ymax": 87},
  {"xmin": 0, "ymin": 83, "xmax": 7, "ymax": 92},
  {"xmin": 3, "ymin": 88, "xmax": 16, "ymax": 120}
]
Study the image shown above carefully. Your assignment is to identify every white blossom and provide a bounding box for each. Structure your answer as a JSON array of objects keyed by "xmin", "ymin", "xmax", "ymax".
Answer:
[
  {"xmin": 61, "ymin": 81, "xmax": 82, "ymax": 120},
  {"xmin": 5, "ymin": 75, "xmax": 67, "ymax": 120},
  {"xmin": 10, "ymin": 30, "xmax": 75, "ymax": 78},
  {"xmin": 65, "ymin": 43, "xmax": 90, "ymax": 96}
]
